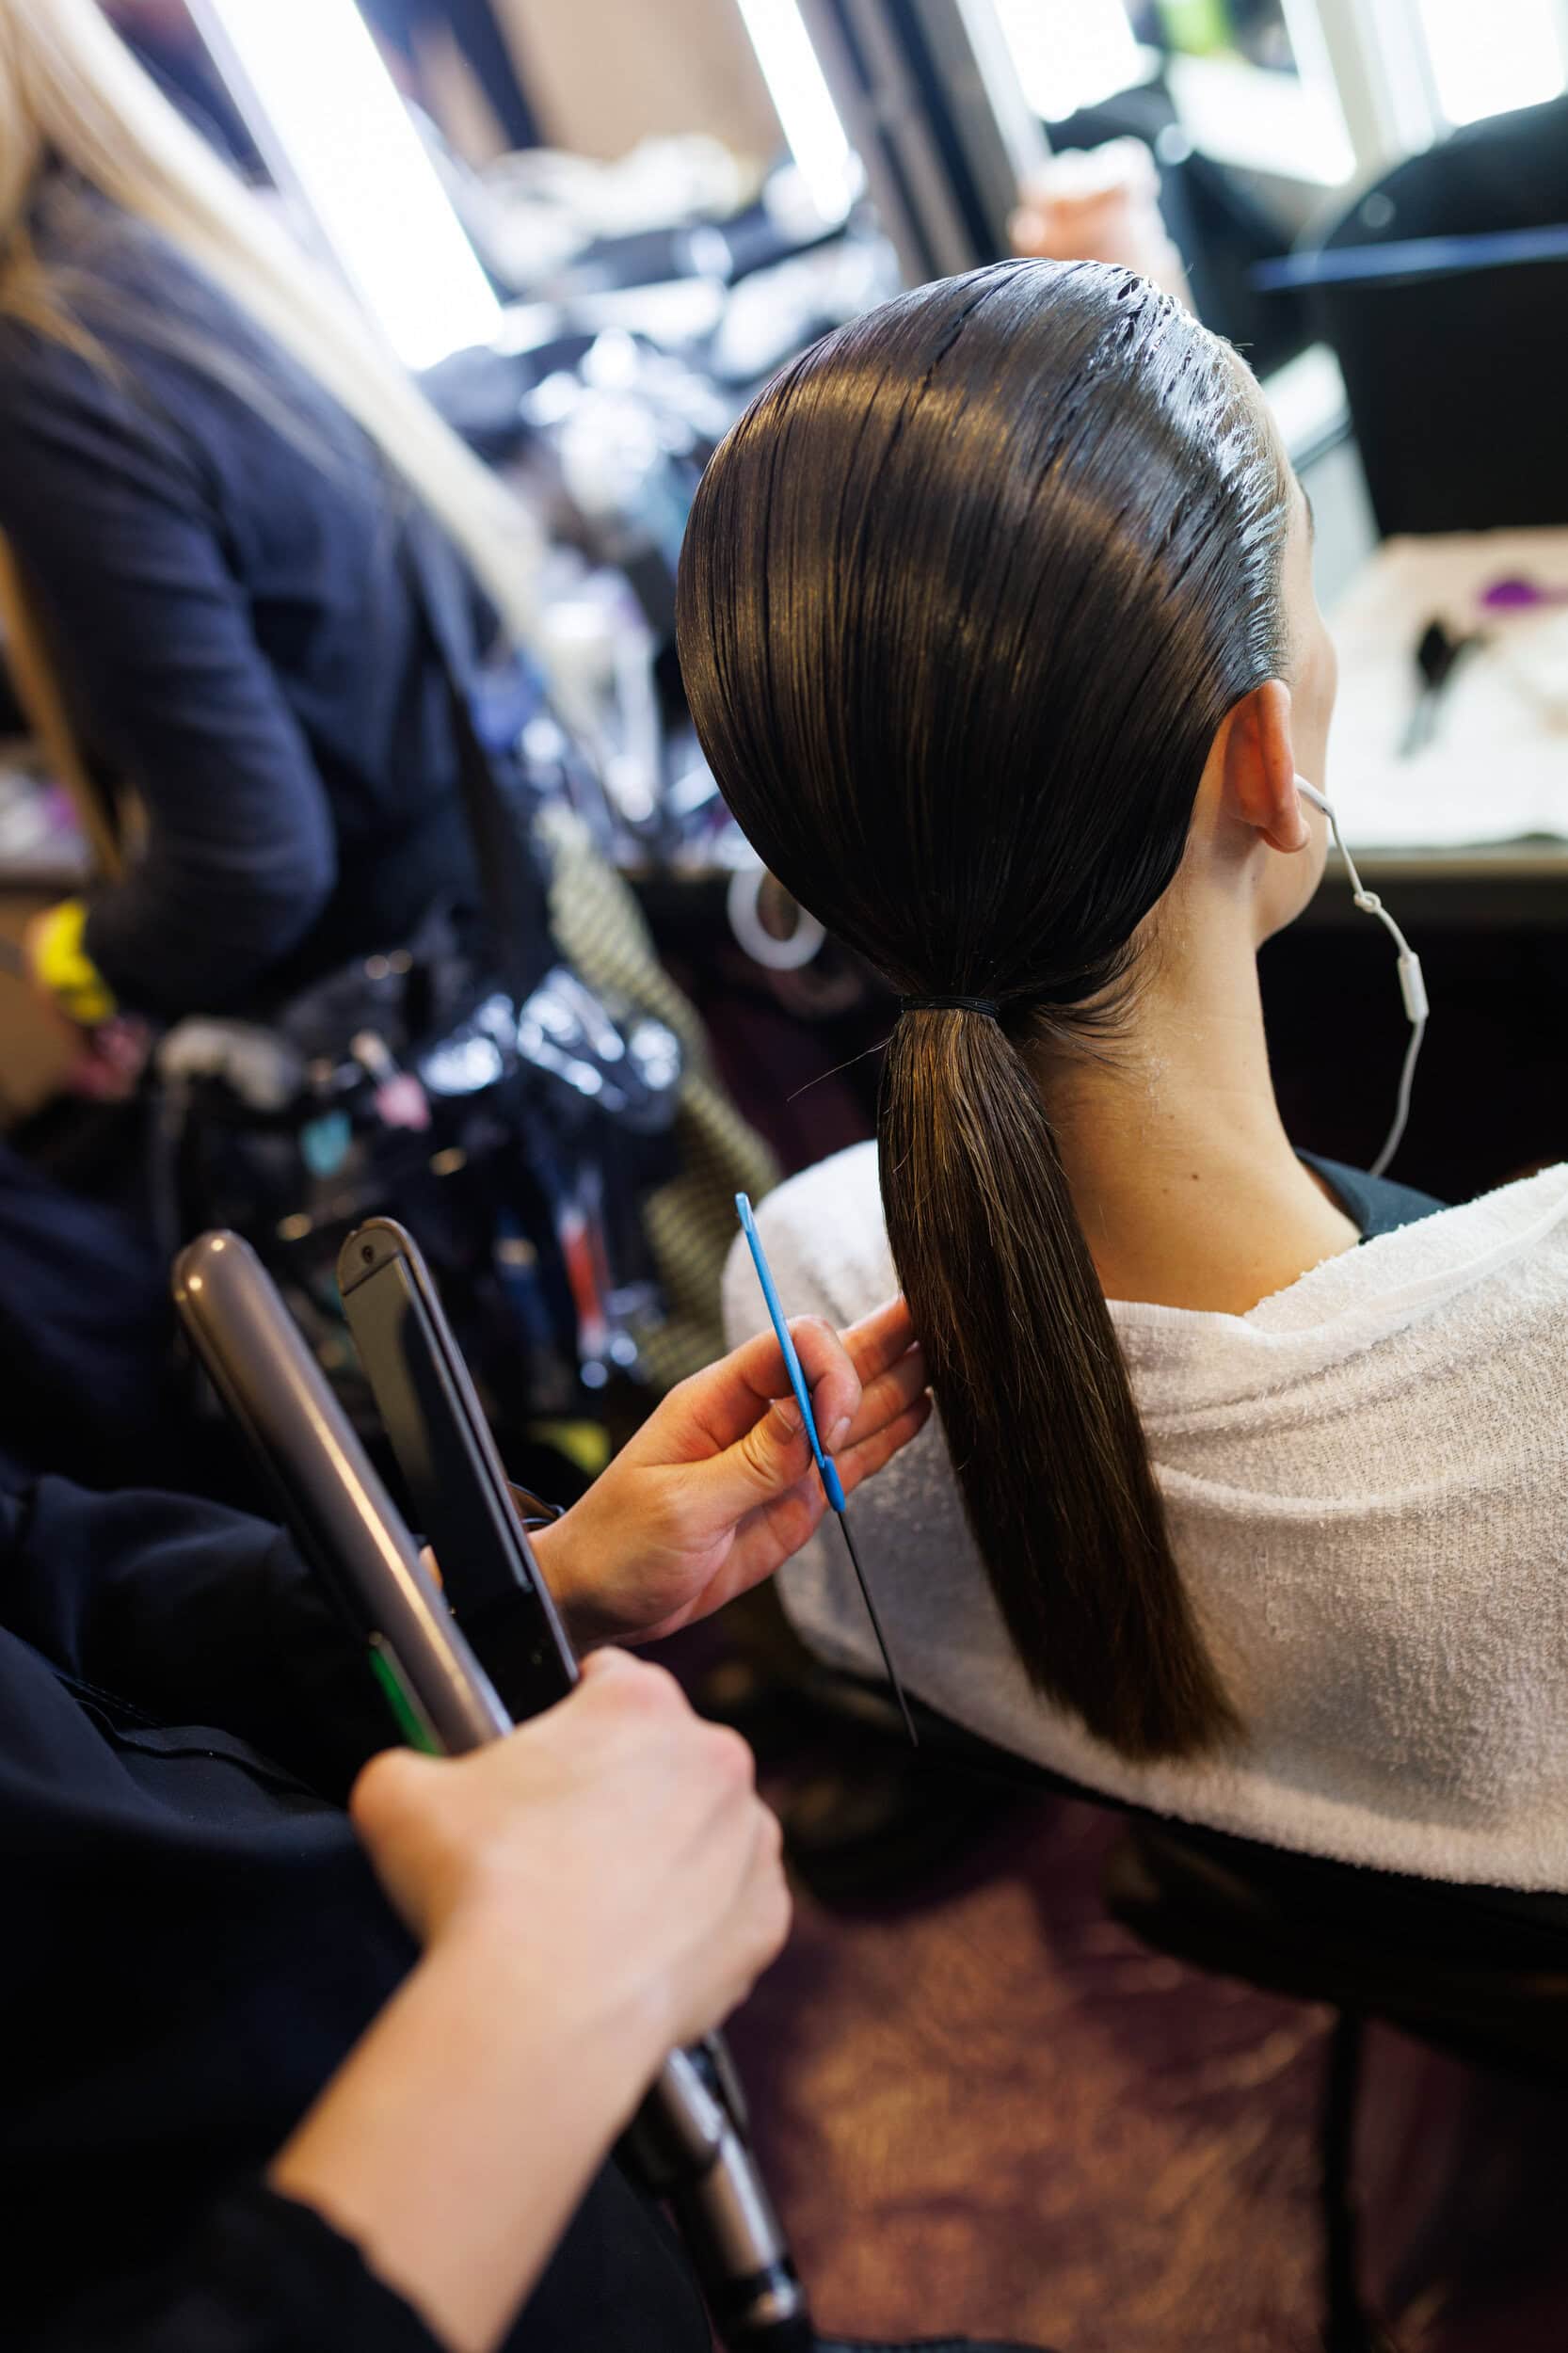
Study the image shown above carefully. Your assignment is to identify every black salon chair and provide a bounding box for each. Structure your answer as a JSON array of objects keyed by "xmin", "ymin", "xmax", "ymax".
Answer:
[
  {"xmin": 808, "ymin": 1671, "xmax": 1568, "ymax": 2353},
  {"xmin": 1298, "ymin": 94, "xmax": 1568, "ymax": 535}
]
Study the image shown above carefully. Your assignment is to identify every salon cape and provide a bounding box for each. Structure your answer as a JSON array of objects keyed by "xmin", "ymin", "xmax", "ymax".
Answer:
[{"xmin": 726, "ymin": 1149, "xmax": 1568, "ymax": 1891}]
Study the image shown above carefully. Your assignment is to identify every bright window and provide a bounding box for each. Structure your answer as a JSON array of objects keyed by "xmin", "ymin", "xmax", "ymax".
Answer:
[
  {"xmin": 195, "ymin": 0, "xmax": 501, "ymax": 368},
  {"xmin": 732, "ymin": 0, "xmax": 857, "ymax": 218},
  {"xmin": 988, "ymin": 0, "xmax": 1144, "ymax": 120},
  {"xmin": 1416, "ymin": 0, "xmax": 1567, "ymax": 126}
]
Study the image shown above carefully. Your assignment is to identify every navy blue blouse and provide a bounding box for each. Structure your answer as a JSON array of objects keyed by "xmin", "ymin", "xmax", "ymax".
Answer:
[{"xmin": 0, "ymin": 179, "xmax": 503, "ymax": 1018}]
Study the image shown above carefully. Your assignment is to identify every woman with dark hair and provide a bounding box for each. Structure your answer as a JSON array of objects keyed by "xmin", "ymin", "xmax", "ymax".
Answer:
[{"xmin": 692, "ymin": 260, "xmax": 1568, "ymax": 1890}]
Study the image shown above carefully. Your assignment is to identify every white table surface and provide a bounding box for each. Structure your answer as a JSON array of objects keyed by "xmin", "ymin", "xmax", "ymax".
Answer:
[{"xmin": 1327, "ymin": 527, "xmax": 1568, "ymax": 862}]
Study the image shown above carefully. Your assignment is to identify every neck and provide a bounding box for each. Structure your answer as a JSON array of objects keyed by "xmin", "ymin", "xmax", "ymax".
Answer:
[{"xmin": 1039, "ymin": 915, "xmax": 1359, "ymax": 1314}]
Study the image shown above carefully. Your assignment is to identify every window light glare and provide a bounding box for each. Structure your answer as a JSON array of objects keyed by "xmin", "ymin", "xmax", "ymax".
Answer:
[
  {"xmin": 734, "ymin": 0, "xmax": 857, "ymax": 220},
  {"xmin": 1419, "ymin": 0, "xmax": 1566, "ymax": 127},
  {"xmin": 198, "ymin": 0, "xmax": 501, "ymax": 368},
  {"xmin": 990, "ymin": 0, "xmax": 1143, "ymax": 121}
]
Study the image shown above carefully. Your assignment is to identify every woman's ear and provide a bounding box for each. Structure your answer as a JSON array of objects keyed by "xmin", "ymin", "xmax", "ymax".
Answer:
[{"xmin": 1221, "ymin": 679, "xmax": 1311, "ymax": 854}]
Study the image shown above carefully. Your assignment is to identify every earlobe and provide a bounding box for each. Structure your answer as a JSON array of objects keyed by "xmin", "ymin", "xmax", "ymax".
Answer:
[{"xmin": 1222, "ymin": 678, "xmax": 1309, "ymax": 854}]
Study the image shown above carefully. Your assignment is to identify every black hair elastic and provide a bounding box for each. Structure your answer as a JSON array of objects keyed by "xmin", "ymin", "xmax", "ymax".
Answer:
[{"xmin": 899, "ymin": 994, "xmax": 1000, "ymax": 1016}]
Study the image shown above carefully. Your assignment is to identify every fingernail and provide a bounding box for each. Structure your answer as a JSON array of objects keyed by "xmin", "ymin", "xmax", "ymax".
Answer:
[
  {"xmin": 774, "ymin": 1397, "xmax": 803, "ymax": 1435},
  {"xmin": 826, "ymin": 1415, "xmax": 852, "ymax": 1451}
]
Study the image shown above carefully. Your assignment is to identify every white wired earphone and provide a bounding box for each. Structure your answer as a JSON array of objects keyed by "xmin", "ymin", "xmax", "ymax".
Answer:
[{"xmin": 1295, "ymin": 777, "xmax": 1428, "ymax": 1178}]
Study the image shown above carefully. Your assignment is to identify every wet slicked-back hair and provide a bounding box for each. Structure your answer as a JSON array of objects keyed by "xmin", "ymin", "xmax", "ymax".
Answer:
[{"xmin": 678, "ymin": 261, "xmax": 1289, "ymax": 1758}]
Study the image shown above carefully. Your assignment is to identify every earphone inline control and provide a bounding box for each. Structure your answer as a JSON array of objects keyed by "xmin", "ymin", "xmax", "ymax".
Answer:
[{"xmin": 1295, "ymin": 777, "xmax": 1428, "ymax": 1178}]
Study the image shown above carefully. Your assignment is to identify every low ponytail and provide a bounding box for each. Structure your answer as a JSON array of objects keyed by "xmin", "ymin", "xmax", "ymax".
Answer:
[
  {"xmin": 676, "ymin": 260, "xmax": 1290, "ymax": 1764},
  {"xmin": 882, "ymin": 1006, "xmax": 1237, "ymax": 1758}
]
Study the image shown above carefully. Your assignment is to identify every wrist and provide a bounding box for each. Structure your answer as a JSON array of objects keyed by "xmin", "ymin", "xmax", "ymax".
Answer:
[
  {"xmin": 438, "ymin": 1905, "xmax": 670, "ymax": 2101},
  {"xmin": 271, "ymin": 1924, "xmax": 662, "ymax": 2353},
  {"xmin": 522, "ymin": 1513, "xmax": 580, "ymax": 1644},
  {"xmin": 526, "ymin": 1508, "xmax": 620, "ymax": 1656}
]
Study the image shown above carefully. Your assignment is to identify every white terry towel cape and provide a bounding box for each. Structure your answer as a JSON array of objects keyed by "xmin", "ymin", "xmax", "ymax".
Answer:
[{"xmin": 724, "ymin": 1146, "xmax": 1568, "ymax": 1890}]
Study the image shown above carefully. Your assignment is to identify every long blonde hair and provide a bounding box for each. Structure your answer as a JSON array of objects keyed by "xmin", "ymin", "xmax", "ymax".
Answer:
[{"xmin": 0, "ymin": 0, "xmax": 538, "ymax": 669}]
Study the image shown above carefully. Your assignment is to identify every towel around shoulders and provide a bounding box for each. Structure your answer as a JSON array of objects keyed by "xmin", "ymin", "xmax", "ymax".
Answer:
[{"xmin": 723, "ymin": 1146, "xmax": 1568, "ymax": 1891}]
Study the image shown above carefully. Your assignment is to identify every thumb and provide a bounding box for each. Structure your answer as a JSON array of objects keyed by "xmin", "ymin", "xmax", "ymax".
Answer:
[
  {"xmin": 669, "ymin": 1389, "xmax": 830, "ymax": 1542},
  {"xmin": 726, "ymin": 1314, "xmax": 857, "ymax": 1505},
  {"xmin": 726, "ymin": 1389, "xmax": 820, "ymax": 1510}
]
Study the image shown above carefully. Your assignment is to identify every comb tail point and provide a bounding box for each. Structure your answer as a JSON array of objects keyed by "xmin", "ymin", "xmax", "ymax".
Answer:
[{"xmin": 837, "ymin": 1510, "xmax": 918, "ymax": 1750}]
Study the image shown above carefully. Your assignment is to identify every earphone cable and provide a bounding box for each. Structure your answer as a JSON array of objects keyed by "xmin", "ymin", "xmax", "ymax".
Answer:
[
  {"xmin": 1369, "ymin": 1016, "xmax": 1425, "ymax": 1179},
  {"xmin": 1308, "ymin": 782, "xmax": 1428, "ymax": 1179}
]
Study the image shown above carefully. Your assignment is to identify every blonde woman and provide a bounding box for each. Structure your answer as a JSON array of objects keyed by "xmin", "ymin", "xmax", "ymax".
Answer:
[{"xmin": 0, "ymin": 0, "xmax": 550, "ymax": 1068}]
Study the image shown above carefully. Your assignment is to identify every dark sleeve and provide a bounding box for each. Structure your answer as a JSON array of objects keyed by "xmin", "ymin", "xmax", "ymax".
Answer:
[
  {"xmin": 1297, "ymin": 1151, "xmax": 1448, "ymax": 1238},
  {"xmin": 0, "ymin": 328, "xmax": 338, "ymax": 1015},
  {"xmin": 25, "ymin": 2181, "xmax": 443, "ymax": 2353},
  {"xmin": 0, "ymin": 1475, "xmax": 392, "ymax": 1800}
]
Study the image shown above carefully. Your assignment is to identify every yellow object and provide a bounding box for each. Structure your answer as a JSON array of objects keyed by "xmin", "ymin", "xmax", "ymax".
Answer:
[
  {"xmin": 528, "ymin": 1420, "xmax": 614, "ymax": 1482},
  {"xmin": 31, "ymin": 899, "xmax": 116, "ymax": 1026}
]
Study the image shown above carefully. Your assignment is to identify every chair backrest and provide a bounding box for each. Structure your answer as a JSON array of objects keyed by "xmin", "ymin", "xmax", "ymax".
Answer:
[
  {"xmin": 1106, "ymin": 1815, "xmax": 1568, "ymax": 2080},
  {"xmin": 1304, "ymin": 97, "xmax": 1568, "ymax": 535},
  {"xmin": 820, "ymin": 1669, "xmax": 1568, "ymax": 2070}
]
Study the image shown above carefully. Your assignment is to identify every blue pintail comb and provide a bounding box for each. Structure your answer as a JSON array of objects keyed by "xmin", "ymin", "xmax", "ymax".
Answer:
[{"xmin": 734, "ymin": 1193, "xmax": 917, "ymax": 1747}]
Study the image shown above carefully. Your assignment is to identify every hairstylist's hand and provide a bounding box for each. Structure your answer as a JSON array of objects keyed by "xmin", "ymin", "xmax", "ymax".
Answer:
[
  {"xmin": 1011, "ymin": 137, "xmax": 1192, "ymax": 308},
  {"xmin": 276, "ymin": 1656, "xmax": 788, "ymax": 2352},
  {"xmin": 352, "ymin": 1648, "xmax": 790, "ymax": 2055},
  {"xmin": 533, "ymin": 1300, "xmax": 929, "ymax": 1651}
]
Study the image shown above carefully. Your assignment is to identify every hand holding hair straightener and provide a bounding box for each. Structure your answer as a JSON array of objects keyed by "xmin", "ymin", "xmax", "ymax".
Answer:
[
  {"xmin": 174, "ymin": 1227, "xmax": 929, "ymax": 2353},
  {"xmin": 282, "ymin": 1642, "xmax": 789, "ymax": 2353}
]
